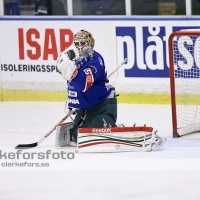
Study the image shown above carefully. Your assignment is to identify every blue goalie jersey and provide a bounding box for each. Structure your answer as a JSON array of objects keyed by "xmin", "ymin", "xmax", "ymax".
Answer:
[{"xmin": 67, "ymin": 51, "xmax": 113, "ymax": 109}]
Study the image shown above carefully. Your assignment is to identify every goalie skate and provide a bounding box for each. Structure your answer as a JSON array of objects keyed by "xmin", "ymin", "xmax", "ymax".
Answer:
[{"xmin": 151, "ymin": 135, "xmax": 167, "ymax": 151}]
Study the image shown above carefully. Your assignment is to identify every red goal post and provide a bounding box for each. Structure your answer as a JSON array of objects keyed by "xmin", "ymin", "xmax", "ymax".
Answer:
[{"xmin": 168, "ymin": 29, "xmax": 200, "ymax": 138}]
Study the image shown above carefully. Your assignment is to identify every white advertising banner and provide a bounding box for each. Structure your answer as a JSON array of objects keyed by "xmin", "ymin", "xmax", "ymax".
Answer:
[
  {"xmin": 0, "ymin": 19, "xmax": 200, "ymax": 93},
  {"xmin": 113, "ymin": 20, "xmax": 200, "ymax": 93},
  {"xmin": 0, "ymin": 20, "xmax": 116, "ymax": 91}
]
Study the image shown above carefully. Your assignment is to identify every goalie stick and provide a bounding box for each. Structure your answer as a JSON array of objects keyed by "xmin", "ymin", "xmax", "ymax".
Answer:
[
  {"xmin": 107, "ymin": 58, "xmax": 128, "ymax": 79},
  {"xmin": 15, "ymin": 108, "xmax": 77, "ymax": 149},
  {"xmin": 15, "ymin": 58, "xmax": 128, "ymax": 149}
]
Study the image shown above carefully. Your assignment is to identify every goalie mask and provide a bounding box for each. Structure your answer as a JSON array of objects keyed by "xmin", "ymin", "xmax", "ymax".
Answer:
[{"xmin": 74, "ymin": 30, "xmax": 95, "ymax": 55}]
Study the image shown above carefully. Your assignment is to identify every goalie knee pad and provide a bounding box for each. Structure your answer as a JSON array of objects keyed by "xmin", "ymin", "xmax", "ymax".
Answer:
[{"xmin": 55, "ymin": 122, "xmax": 74, "ymax": 147}]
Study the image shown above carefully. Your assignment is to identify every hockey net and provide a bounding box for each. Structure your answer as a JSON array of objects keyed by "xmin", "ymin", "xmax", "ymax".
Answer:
[{"xmin": 169, "ymin": 29, "xmax": 200, "ymax": 137}]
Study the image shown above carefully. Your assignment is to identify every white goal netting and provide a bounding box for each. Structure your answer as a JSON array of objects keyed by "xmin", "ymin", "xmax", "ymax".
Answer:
[{"xmin": 170, "ymin": 29, "xmax": 200, "ymax": 136}]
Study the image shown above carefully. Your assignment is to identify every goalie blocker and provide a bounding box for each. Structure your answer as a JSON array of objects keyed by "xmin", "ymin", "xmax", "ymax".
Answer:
[{"xmin": 55, "ymin": 124, "xmax": 166, "ymax": 152}]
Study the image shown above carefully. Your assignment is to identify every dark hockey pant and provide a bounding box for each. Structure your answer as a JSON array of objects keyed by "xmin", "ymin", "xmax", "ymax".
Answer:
[{"xmin": 70, "ymin": 97, "xmax": 117, "ymax": 142}]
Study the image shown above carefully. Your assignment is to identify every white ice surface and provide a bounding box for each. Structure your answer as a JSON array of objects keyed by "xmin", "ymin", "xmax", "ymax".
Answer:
[{"xmin": 0, "ymin": 102, "xmax": 200, "ymax": 200}]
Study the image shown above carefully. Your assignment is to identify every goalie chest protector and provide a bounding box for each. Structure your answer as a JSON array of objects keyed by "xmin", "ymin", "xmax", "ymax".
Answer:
[{"xmin": 67, "ymin": 51, "xmax": 113, "ymax": 109}]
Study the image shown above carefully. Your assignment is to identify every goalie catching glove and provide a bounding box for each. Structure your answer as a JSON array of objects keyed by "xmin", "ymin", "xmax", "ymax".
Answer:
[{"xmin": 56, "ymin": 44, "xmax": 79, "ymax": 81}]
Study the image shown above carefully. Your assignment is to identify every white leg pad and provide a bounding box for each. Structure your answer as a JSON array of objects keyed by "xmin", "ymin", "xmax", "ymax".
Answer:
[
  {"xmin": 77, "ymin": 126, "xmax": 157, "ymax": 152},
  {"xmin": 55, "ymin": 122, "xmax": 73, "ymax": 147}
]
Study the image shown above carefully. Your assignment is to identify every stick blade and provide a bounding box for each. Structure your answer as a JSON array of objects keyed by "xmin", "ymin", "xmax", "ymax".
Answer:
[{"xmin": 15, "ymin": 142, "xmax": 38, "ymax": 149}]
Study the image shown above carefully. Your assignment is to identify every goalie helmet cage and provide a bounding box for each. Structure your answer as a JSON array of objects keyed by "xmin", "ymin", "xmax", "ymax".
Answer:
[{"xmin": 168, "ymin": 29, "xmax": 200, "ymax": 138}]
